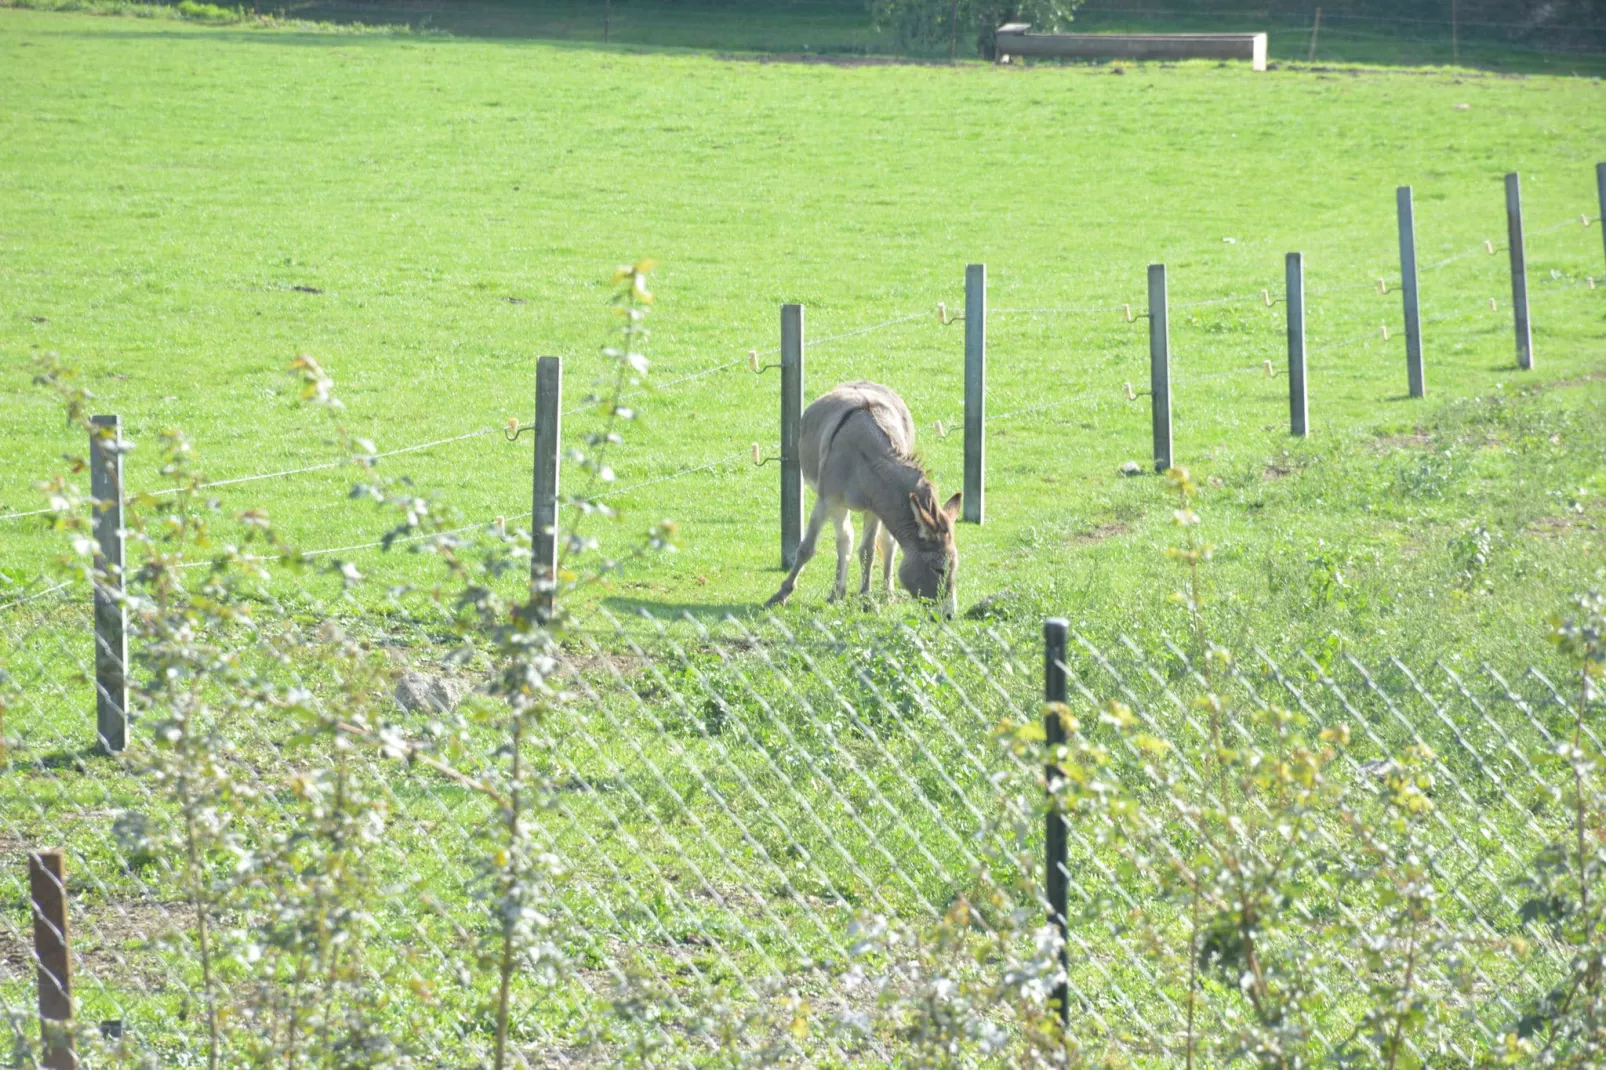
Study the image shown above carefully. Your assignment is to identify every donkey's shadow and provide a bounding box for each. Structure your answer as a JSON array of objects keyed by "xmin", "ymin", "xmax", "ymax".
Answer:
[{"xmin": 598, "ymin": 598, "xmax": 757, "ymax": 624}]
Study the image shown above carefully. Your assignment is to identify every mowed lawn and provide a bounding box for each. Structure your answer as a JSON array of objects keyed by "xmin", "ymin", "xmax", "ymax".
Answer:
[{"xmin": 1, "ymin": 7, "xmax": 1604, "ymax": 662}]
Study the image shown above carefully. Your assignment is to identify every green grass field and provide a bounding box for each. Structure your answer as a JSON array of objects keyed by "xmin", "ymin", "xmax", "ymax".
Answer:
[
  {"xmin": 1, "ymin": 7, "xmax": 1605, "ymax": 1062},
  {"xmin": 2, "ymin": 5, "xmax": 1603, "ymax": 665}
]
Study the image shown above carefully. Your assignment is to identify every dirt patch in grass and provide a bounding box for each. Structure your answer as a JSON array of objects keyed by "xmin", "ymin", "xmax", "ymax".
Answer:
[
  {"xmin": 527, "ymin": 1044, "xmax": 601, "ymax": 1069},
  {"xmin": 1540, "ymin": 369, "xmax": 1606, "ymax": 392},
  {"xmin": 1370, "ymin": 430, "xmax": 1435, "ymax": 453},
  {"xmin": 0, "ymin": 893, "xmax": 181, "ymax": 991},
  {"xmin": 1528, "ymin": 503, "xmax": 1605, "ymax": 540},
  {"xmin": 1532, "ymin": 513, "xmax": 1580, "ymax": 538},
  {"xmin": 0, "ymin": 828, "xmax": 29, "ymax": 860},
  {"xmin": 557, "ymin": 650, "xmax": 649, "ymax": 684},
  {"xmin": 1069, "ymin": 520, "xmax": 1129, "ymax": 544}
]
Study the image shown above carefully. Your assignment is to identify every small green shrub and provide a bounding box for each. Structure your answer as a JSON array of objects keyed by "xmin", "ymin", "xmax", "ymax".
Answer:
[
  {"xmin": 174, "ymin": 0, "xmax": 240, "ymax": 23},
  {"xmin": 868, "ymin": 0, "xmax": 1084, "ymax": 58},
  {"xmin": 1390, "ymin": 447, "xmax": 1459, "ymax": 500},
  {"xmin": 1450, "ymin": 522, "xmax": 1496, "ymax": 582}
]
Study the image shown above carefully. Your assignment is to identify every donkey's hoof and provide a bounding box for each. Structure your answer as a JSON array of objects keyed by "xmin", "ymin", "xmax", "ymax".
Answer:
[{"xmin": 763, "ymin": 591, "xmax": 790, "ymax": 609}]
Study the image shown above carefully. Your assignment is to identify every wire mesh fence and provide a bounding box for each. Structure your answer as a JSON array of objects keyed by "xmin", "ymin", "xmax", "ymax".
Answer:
[{"xmin": 2, "ymin": 575, "xmax": 1602, "ymax": 1065}]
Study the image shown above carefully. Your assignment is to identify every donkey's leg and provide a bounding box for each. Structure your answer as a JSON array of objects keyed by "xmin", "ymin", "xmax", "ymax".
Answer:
[
  {"xmin": 857, "ymin": 513, "xmax": 881, "ymax": 596},
  {"xmin": 827, "ymin": 509, "xmax": 853, "ymax": 603},
  {"xmin": 765, "ymin": 496, "xmax": 832, "ymax": 607},
  {"xmin": 878, "ymin": 525, "xmax": 896, "ymax": 595}
]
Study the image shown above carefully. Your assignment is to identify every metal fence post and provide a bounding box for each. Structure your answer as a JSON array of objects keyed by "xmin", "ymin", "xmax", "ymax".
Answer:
[
  {"xmin": 780, "ymin": 305, "xmax": 804, "ymax": 570},
  {"xmin": 529, "ymin": 357, "xmax": 562, "ymax": 619},
  {"xmin": 1506, "ymin": 172, "xmax": 1534, "ymax": 370},
  {"xmin": 1397, "ymin": 186, "xmax": 1425, "ymax": 398},
  {"xmin": 963, "ymin": 264, "xmax": 986, "ymax": 525},
  {"xmin": 1147, "ymin": 265, "xmax": 1172, "ymax": 472},
  {"xmin": 1286, "ymin": 253, "xmax": 1309, "ymax": 436},
  {"xmin": 90, "ymin": 415, "xmax": 127, "ymax": 754},
  {"xmin": 1597, "ymin": 162, "xmax": 1605, "ymax": 271},
  {"xmin": 29, "ymin": 850, "xmax": 74, "ymax": 1070},
  {"xmin": 1042, "ymin": 618, "xmax": 1071, "ymax": 1027}
]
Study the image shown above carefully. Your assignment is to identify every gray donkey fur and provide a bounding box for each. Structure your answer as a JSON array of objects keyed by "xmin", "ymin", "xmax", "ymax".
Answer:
[{"xmin": 765, "ymin": 381, "xmax": 960, "ymax": 616}]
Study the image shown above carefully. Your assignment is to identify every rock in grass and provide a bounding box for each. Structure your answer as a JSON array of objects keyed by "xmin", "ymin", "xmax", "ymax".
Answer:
[
  {"xmin": 395, "ymin": 672, "xmax": 464, "ymax": 713},
  {"xmin": 1357, "ymin": 759, "xmax": 1390, "ymax": 781},
  {"xmin": 1119, "ymin": 460, "xmax": 1144, "ymax": 477},
  {"xmin": 965, "ymin": 588, "xmax": 1019, "ymax": 621}
]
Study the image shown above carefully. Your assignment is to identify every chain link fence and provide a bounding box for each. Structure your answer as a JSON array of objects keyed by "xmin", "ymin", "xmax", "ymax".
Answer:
[{"xmin": 1, "ymin": 572, "xmax": 1602, "ymax": 1066}]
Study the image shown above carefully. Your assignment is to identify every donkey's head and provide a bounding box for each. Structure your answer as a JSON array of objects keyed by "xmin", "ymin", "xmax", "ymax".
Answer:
[{"xmin": 899, "ymin": 486, "xmax": 961, "ymax": 618}]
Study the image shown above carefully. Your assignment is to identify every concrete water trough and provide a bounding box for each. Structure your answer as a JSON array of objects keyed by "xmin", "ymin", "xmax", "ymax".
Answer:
[{"xmin": 994, "ymin": 24, "xmax": 1268, "ymax": 70}]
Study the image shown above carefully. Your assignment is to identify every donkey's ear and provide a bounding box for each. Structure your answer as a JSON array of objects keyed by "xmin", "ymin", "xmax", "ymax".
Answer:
[
  {"xmin": 941, "ymin": 492, "xmax": 962, "ymax": 520},
  {"xmin": 909, "ymin": 491, "xmax": 940, "ymax": 540}
]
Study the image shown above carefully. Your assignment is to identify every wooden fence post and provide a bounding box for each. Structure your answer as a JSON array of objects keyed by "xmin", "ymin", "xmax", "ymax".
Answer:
[
  {"xmin": 1397, "ymin": 186, "xmax": 1425, "ymax": 398},
  {"xmin": 1147, "ymin": 265, "xmax": 1172, "ymax": 473},
  {"xmin": 1595, "ymin": 162, "xmax": 1605, "ymax": 271},
  {"xmin": 780, "ymin": 305, "xmax": 804, "ymax": 570},
  {"xmin": 963, "ymin": 264, "xmax": 986, "ymax": 525},
  {"xmin": 1505, "ymin": 172, "xmax": 1534, "ymax": 370},
  {"xmin": 1042, "ymin": 618, "xmax": 1071, "ymax": 1027},
  {"xmin": 1286, "ymin": 253, "xmax": 1309, "ymax": 437},
  {"xmin": 29, "ymin": 849, "xmax": 74, "ymax": 1070},
  {"xmin": 90, "ymin": 415, "xmax": 127, "ymax": 755}
]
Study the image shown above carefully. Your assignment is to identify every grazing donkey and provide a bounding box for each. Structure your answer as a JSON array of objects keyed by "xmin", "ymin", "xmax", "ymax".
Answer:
[{"xmin": 764, "ymin": 381, "xmax": 961, "ymax": 617}]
